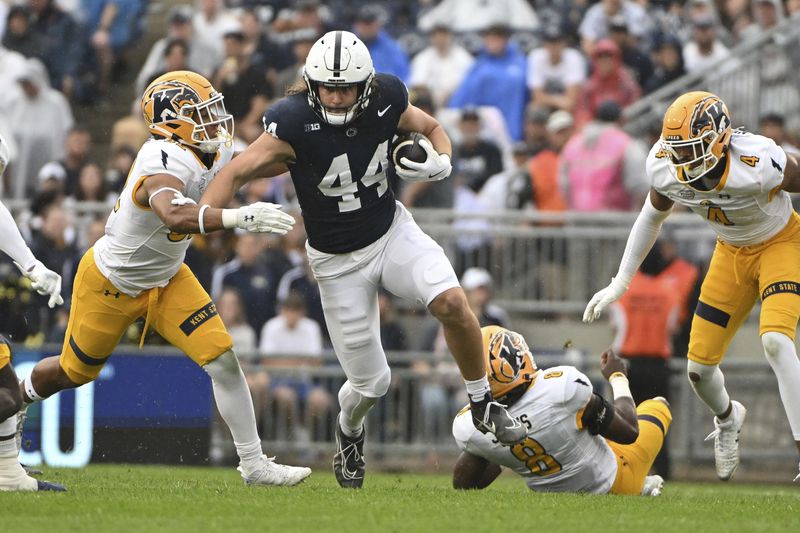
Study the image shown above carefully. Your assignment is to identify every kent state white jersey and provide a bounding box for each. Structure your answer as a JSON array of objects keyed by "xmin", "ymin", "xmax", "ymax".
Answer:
[
  {"xmin": 94, "ymin": 139, "xmax": 233, "ymax": 296},
  {"xmin": 452, "ymin": 366, "xmax": 618, "ymax": 494},
  {"xmin": 647, "ymin": 131, "xmax": 791, "ymax": 246}
]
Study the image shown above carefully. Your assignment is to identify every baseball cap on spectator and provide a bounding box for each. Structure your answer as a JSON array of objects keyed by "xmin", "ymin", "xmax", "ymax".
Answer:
[
  {"xmin": 355, "ymin": 4, "xmax": 387, "ymax": 24},
  {"xmin": 461, "ymin": 268, "xmax": 493, "ymax": 291},
  {"xmin": 223, "ymin": 22, "xmax": 246, "ymax": 40},
  {"xmin": 294, "ymin": 0, "xmax": 321, "ymax": 10},
  {"xmin": 596, "ymin": 100, "xmax": 622, "ymax": 122},
  {"xmin": 168, "ymin": 5, "xmax": 192, "ymax": 25},
  {"xmin": 38, "ymin": 162, "xmax": 67, "ymax": 184},
  {"xmin": 546, "ymin": 110, "xmax": 574, "ymax": 133},
  {"xmin": 526, "ymin": 105, "xmax": 551, "ymax": 124},
  {"xmin": 291, "ymin": 27, "xmax": 319, "ymax": 44},
  {"xmin": 608, "ymin": 14, "xmax": 628, "ymax": 32},
  {"xmin": 482, "ymin": 22, "xmax": 512, "ymax": 37},
  {"xmin": 461, "ymin": 107, "xmax": 481, "ymax": 122},
  {"xmin": 541, "ymin": 25, "xmax": 564, "ymax": 42},
  {"xmin": 511, "ymin": 141, "xmax": 532, "ymax": 156},
  {"xmin": 693, "ymin": 15, "xmax": 715, "ymax": 28}
]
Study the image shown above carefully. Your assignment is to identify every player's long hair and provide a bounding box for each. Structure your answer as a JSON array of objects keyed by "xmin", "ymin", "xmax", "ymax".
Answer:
[{"xmin": 286, "ymin": 78, "xmax": 382, "ymax": 98}]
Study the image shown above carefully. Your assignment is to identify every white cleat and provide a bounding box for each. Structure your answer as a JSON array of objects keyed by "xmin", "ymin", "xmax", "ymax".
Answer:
[
  {"xmin": 238, "ymin": 455, "xmax": 311, "ymax": 487},
  {"xmin": 641, "ymin": 475, "xmax": 664, "ymax": 497},
  {"xmin": 704, "ymin": 400, "xmax": 746, "ymax": 481}
]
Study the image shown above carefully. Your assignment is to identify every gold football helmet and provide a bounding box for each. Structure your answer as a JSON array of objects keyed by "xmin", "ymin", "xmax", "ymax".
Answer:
[
  {"xmin": 482, "ymin": 326, "xmax": 537, "ymax": 401},
  {"xmin": 660, "ymin": 91, "xmax": 731, "ymax": 182},
  {"xmin": 141, "ymin": 70, "xmax": 233, "ymax": 154}
]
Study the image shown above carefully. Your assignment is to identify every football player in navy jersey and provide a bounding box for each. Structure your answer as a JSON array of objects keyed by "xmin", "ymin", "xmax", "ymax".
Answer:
[{"xmin": 196, "ymin": 30, "xmax": 526, "ymax": 488}]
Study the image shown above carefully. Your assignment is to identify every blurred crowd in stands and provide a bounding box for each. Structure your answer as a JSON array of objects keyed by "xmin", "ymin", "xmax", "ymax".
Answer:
[{"xmin": 1, "ymin": 0, "xmax": 800, "ymax": 448}]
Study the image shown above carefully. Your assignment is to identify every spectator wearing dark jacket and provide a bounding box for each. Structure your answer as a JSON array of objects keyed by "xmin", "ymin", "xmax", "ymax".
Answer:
[{"xmin": 28, "ymin": 0, "xmax": 83, "ymax": 97}]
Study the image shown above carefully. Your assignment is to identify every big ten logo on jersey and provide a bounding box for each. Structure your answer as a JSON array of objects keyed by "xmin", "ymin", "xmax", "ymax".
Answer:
[
  {"xmin": 318, "ymin": 140, "xmax": 390, "ymax": 212},
  {"xmin": 304, "ymin": 122, "xmax": 321, "ymax": 132},
  {"xmin": 700, "ymin": 200, "xmax": 734, "ymax": 226}
]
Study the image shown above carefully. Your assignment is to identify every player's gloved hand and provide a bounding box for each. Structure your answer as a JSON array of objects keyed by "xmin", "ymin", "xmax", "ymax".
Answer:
[
  {"xmin": 15, "ymin": 260, "xmax": 64, "ymax": 308},
  {"xmin": 222, "ymin": 202, "xmax": 295, "ymax": 234},
  {"xmin": 396, "ymin": 139, "xmax": 451, "ymax": 182},
  {"xmin": 582, "ymin": 277, "xmax": 628, "ymax": 323},
  {"xmin": 170, "ymin": 193, "xmax": 197, "ymax": 206}
]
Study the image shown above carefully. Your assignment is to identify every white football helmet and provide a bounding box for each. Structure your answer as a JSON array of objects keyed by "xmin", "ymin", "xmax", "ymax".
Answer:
[
  {"xmin": 0, "ymin": 133, "xmax": 9, "ymax": 178},
  {"xmin": 303, "ymin": 30, "xmax": 375, "ymax": 126}
]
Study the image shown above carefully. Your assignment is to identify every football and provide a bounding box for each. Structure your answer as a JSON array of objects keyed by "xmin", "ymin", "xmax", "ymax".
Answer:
[{"xmin": 391, "ymin": 132, "xmax": 429, "ymax": 173}]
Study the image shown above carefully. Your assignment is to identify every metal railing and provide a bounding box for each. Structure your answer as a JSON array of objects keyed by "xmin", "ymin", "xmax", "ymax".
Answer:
[
  {"xmin": 623, "ymin": 17, "xmax": 800, "ymax": 136},
  {"xmin": 5, "ymin": 200, "xmax": 721, "ymax": 314},
  {"xmin": 412, "ymin": 209, "xmax": 717, "ymax": 313}
]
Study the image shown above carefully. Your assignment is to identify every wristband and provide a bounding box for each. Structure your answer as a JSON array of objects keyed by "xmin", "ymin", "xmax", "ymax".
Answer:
[
  {"xmin": 198, "ymin": 204, "xmax": 210, "ymax": 235},
  {"xmin": 608, "ymin": 372, "xmax": 632, "ymax": 400},
  {"xmin": 221, "ymin": 208, "xmax": 238, "ymax": 229}
]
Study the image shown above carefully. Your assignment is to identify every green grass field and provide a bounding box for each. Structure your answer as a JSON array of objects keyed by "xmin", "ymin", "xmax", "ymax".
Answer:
[{"xmin": 1, "ymin": 465, "xmax": 799, "ymax": 532}]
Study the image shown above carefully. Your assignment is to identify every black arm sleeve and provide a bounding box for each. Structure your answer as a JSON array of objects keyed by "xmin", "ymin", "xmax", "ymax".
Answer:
[{"xmin": 584, "ymin": 393, "xmax": 616, "ymax": 436}]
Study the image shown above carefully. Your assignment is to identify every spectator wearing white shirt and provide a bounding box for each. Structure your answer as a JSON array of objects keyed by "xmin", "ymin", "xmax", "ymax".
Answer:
[
  {"xmin": 578, "ymin": 0, "xmax": 652, "ymax": 56},
  {"xmin": 192, "ymin": 0, "xmax": 239, "ymax": 64},
  {"xmin": 527, "ymin": 26, "xmax": 586, "ymax": 112},
  {"xmin": 259, "ymin": 292, "xmax": 332, "ymax": 442},
  {"xmin": 682, "ymin": 15, "xmax": 730, "ymax": 74},
  {"xmin": 409, "ymin": 23, "xmax": 474, "ymax": 109}
]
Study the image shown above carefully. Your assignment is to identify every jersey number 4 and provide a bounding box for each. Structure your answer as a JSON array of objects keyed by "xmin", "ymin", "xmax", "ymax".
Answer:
[{"xmin": 318, "ymin": 141, "xmax": 389, "ymax": 212}]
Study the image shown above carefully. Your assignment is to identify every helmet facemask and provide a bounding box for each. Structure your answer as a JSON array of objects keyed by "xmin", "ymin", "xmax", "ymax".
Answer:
[
  {"xmin": 485, "ymin": 328, "xmax": 537, "ymax": 402},
  {"xmin": 178, "ymin": 93, "xmax": 234, "ymax": 153},
  {"xmin": 304, "ymin": 74, "xmax": 374, "ymax": 126},
  {"xmin": 661, "ymin": 128, "xmax": 721, "ymax": 182}
]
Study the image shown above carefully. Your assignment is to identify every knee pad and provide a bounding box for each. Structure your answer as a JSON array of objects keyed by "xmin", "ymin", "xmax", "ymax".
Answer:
[
  {"xmin": 761, "ymin": 331, "xmax": 789, "ymax": 360},
  {"xmin": 687, "ymin": 359, "xmax": 718, "ymax": 383},
  {"xmin": 347, "ymin": 366, "xmax": 392, "ymax": 399},
  {"xmin": 203, "ymin": 350, "xmax": 242, "ymax": 382}
]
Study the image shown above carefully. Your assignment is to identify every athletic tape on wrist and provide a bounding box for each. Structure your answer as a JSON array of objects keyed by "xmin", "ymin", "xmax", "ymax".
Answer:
[{"xmin": 609, "ymin": 372, "xmax": 633, "ymax": 400}]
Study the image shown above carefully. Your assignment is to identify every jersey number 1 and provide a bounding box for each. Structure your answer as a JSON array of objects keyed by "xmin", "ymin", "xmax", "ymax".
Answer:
[{"xmin": 317, "ymin": 141, "xmax": 389, "ymax": 212}]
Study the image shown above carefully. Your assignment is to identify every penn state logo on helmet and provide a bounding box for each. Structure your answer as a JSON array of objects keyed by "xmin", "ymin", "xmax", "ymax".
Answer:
[
  {"xmin": 141, "ymin": 70, "xmax": 233, "ymax": 154},
  {"xmin": 482, "ymin": 326, "xmax": 537, "ymax": 401},
  {"xmin": 303, "ymin": 30, "xmax": 375, "ymax": 126},
  {"xmin": 660, "ymin": 91, "xmax": 732, "ymax": 183}
]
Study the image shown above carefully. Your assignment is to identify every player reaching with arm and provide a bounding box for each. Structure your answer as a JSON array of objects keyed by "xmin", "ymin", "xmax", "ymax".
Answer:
[
  {"xmin": 0, "ymin": 134, "xmax": 64, "ymax": 491},
  {"xmin": 583, "ymin": 92, "xmax": 800, "ymax": 482},
  {"xmin": 17, "ymin": 72, "xmax": 311, "ymax": 487},
  {"xmin": 452, "ymin": 326, "xmax": 671, "ymax": 496},
  {"xmin": 199, "ymin": 31, "xmax": 527, "ymax": 488}
]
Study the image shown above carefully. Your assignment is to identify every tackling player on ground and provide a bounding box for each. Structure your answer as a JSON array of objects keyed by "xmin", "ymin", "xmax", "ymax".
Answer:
[
  {"xmin": 0, "ymin": 134, "xmax": 64, "ymax": 491},
  {"xmin": 452, "ymin": 326, "xmax": 671, "ymax": 496},
  {"xmin": 17, "ymin": 72, "xmax": 311, "ymax": 486},
  {"xmin": 584, "ymin": 91, "xmax": 800, "ymax": 481},
  {"xmin": 198, "ymin": 30, "xmax": 527, "ymax": 488}
]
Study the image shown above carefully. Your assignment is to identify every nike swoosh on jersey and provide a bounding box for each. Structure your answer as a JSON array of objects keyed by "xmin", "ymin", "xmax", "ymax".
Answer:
[{"xmin": 378, "ymin": 105, "xmax": 392, "ymax": 117}]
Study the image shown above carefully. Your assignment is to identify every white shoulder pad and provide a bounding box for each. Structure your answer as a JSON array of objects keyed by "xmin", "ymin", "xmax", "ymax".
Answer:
[
  {"xmin": 137, "ymin": 140, "xmax": 197, "ymax": 187},
  {"xmin": 538, "ymin": 365, "xmax": 594, "ymax": 410},
  {"xmin": 645, "ymin": 140, "xmax": 671, "ymax": 191}
]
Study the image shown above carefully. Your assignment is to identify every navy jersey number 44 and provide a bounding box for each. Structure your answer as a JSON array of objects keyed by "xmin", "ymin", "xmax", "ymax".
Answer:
[{"xmin": 262, "ymin": 73, "xmax": 408, "ymax": 254}]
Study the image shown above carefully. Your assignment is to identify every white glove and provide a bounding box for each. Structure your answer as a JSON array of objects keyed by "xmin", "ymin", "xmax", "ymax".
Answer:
[
  {"xmin": 16, "ymin": 260, "xmax": 64, "ymax": 308},
  {"xmin": 396, "ymin": 139, "xmax": 452, "ymax": 182},
  {"xmin": 582, "ymin": 277, "xmax": 629, "ymax": 323},
  {"xmin": 222, "ymin": 202, "xmax": 295, "ymax": 234}
]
